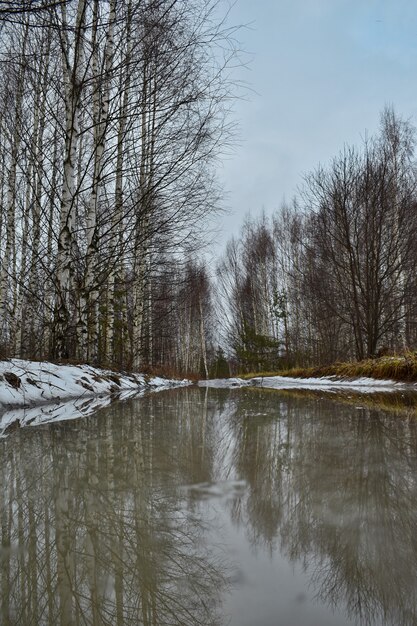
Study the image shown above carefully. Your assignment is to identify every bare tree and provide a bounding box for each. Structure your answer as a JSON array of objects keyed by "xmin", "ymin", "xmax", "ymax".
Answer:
[
  {"xmin": 0, "ymin": 0, "xmax": 238, "ymax": 372},
  {"xmin": 219, "ymin": 111, "xmax": 417, "ymax": 371},
  {"xmin": 303, "ymin": 113, "xmax": 417, "ymax": 360}
]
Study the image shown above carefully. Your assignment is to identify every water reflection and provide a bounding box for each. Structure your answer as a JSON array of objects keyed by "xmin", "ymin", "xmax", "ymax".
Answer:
[
  {"xmin": 225, "ymin": 389, "xmax": 417, "ymax": 626},
  {"xmin": 0, "ymin": 390, "xmax": 228, "ymax": 626},
  {"xmin": 1, "ymin": 387, "xmax": 417, "ymax": 625}
]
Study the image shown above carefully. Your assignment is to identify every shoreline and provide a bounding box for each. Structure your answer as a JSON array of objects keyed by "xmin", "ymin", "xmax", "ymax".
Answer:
[
  {"xmin": 199, "ymin": 374, "xmax": 415, "ymax": 393},
  {"xmin": 0, "ymin": 359, "xmax": 190, "ymax": 411},
  {"xmin": 0, "ymin": 359, "xmax": 414, "ymax": 412},
  {"xmin": 1, "ymin": 359, "xmax": 416, "ymax": 439}
]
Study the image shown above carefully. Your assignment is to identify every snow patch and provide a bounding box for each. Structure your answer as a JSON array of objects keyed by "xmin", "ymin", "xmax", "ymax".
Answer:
[
  {"xmin": 199, "ymin": 377, "xmax": 249, "ymax": 388},
  {"xmin": 147, "ymin": 376, "xmax": 191, "ymax": 391},
  {"xmin": 199, "ymin": 375, "xmax": 411, "ymax": 393},
  {"xmin": 0, "ymin": 359, "xmax": 147, "ymax": 409},
  {"xmin": 251, "ymin": 375, "xmax": 406, "ymax": 392}
]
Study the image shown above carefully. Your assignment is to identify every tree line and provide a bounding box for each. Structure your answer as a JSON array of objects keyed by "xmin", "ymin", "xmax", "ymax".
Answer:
[
  {"xmin": 2, "ymin": 2, "xmax": 415, "ymax": 377},
  {"xmin": 218, "ymin": 108, "xmax": 417, "ymax": 372},
  {"xmin": 0, "ymin": 0, "xmax": 235, "ymax": 373}
]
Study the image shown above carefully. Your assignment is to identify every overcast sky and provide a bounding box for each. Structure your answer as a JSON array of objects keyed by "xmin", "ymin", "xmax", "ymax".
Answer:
[{"xmin": 212, "ymin": 0, "xmax": 417, "ymax": 252}]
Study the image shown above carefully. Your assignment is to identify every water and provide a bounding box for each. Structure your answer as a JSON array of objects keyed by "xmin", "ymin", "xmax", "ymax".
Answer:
[{"xmin": 1, "ymin": 387, "xmax": 417, "ymax": 625}]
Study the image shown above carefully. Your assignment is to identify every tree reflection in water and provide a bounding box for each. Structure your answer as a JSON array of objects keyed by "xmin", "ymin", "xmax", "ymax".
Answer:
[
  {"xmin": 0, "ymin": 389, "xmax": 228, "ymax": 626},
  {"xmin": 227, "ymin": 389, "xmax": 417, "ymax": 626},
  {"xmin": 1, "ymin": 387, "xmax": 417, "ymax": 626}
]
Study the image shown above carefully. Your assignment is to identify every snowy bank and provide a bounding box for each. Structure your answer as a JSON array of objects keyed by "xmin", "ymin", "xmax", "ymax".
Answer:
[
  {"xmin": 199, "ymin": 375, "xmax": 413, "ymax": 393},
  {"xmin": 0, "ymin": 360, "xmax": 191, "ymax": 437},
  {"xmin": 0, "ymin": 359, "xmax": 190, "ymax": 410}
]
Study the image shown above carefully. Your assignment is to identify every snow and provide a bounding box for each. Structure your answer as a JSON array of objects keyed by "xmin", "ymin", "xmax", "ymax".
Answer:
[
  {"xmin": 0, "ymin": 359, "xmax": 191, "ymax": 437},
  {"xmin": 147, "ymin": 376, "xmax": 191, "ymax": 391},
  {"xmin": 198, "ymin": 377, "xmax": 249, "ymax": 388},
  {"xmin": 250, "ymin": 375, "xmax": 406, "ymax": 392},
  {"xmin": 199, "ymin": 375, "xmax": 411, "ymax": 393},
  {"xmin": 0, "ymin": 359, "xmax": 147, "ymax": 409}
]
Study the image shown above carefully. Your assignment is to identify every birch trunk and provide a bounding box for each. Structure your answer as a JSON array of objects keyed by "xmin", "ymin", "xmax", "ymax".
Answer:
[
  {"xmin": 17, "ymin": 37, "xmax": 50, "ymax": 357},
  {"xmin": 105, "ymin": 0, "xmax": 133, "ymax": 365},
  {"xmin": 14, "ymin": 172, "xmax": 31, "ymax": 357},
  {"xmin": 0, "ymin": 24, "xmax": 29, "ymax": 353},
  {"xmin": 43, "ymin": 128, "xmax": 60, "ymax": 358},
  {"xmin": 77, "ymin": 0, "xmax": 115, "ymax": 362},
  {"xmin": 105, "ymin": 54, "xmax": 131, "ymax": 363},
  {"xmin": 54, "ymin": 0, "xmax": 86, "ymax": 359},
  {"xmin": 146, "ymin": 258, "xmax": 153, "ymax": 366},
  {"xmin": 131, "ymin": 56, "xmax": 157, "ymax": 370},
  {"xmin": 0, "ymin": 116, "xmax": 4, "ymax": 245},
  {"xmin": 199, "ymin": 296, "xmax": 208, "ymax": 378},
  {"xmin": 131, "ymin": 237, "xmax": 147, "ymax": 371},
  {"xmin": 132, "ymin": 67, "xmax": 150, "ymax": 370}
]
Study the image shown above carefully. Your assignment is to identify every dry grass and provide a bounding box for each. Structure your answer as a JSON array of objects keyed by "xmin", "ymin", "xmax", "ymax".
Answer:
[
  {"xmin": 239, "ymin": 352, "xmax": 417, "ymax": 383},
  {"xmin": 139, "ymin": 363, "xmax": 200, "ymax": 381},
  {"xmin": 13, "ymin": 357, "xmax": 195, "ymax": 382}
]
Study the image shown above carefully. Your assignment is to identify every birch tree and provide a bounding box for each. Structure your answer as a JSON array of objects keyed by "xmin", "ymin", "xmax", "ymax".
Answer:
[
  {"xmin": 0, "ymin": 0, "xmax": 238, "ymax": 372},
  {"xmin": 0, "ymin": 21, "xmax": 29, "ymax": 354},
  {"xmin": 54, "ymin": 0, "xmax": 87, "ymax": 359},
  {"xmin": 76, "ymin": 0, "xmax": 116, "ymax": 362}
]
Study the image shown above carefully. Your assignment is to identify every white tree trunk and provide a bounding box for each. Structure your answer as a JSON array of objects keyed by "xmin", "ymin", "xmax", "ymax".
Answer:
[
  {"xmin": 78, "ymin": 0, "xmax": 115, "ymax": 362},
  {"xmin": 55, "ymin": 0, "xmax": 86, "ymax": 359},
  {"xmin": 0, "ymin": 24, "xmax": 29, "ymax": 353},
  {"xmin": 105, "ymin": 2, "xmax": 133, "ymax": 363}
]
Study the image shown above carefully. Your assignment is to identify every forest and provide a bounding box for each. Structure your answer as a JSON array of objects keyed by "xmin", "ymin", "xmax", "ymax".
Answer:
[
  {"xmin": 1, "ymin": 1, "xmax": 416, "ymax": 377},
  {"xmin": 0, "ymin": 0, "xmax": 236, "ymax": 375},
  {"xmin": 219, "ymin": 108, "xmax": 417, "ymax": 373}
]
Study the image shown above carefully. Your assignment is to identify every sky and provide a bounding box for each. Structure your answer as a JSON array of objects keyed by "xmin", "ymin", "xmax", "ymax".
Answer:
[{"xmin": 213, "ymin": 0, "xmax": 417, "ymax": 252}]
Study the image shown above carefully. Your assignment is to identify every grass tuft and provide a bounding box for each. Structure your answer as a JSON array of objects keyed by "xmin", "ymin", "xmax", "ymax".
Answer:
[{"xmin": 239, "ymin": 352, "xmax": 417, "ymax": 383}]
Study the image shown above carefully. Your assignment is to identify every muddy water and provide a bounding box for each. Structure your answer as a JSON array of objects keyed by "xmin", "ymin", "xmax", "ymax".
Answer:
[{"xmin": 1, "ymin": 387, "xmax": 417, "ymax": 625}]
